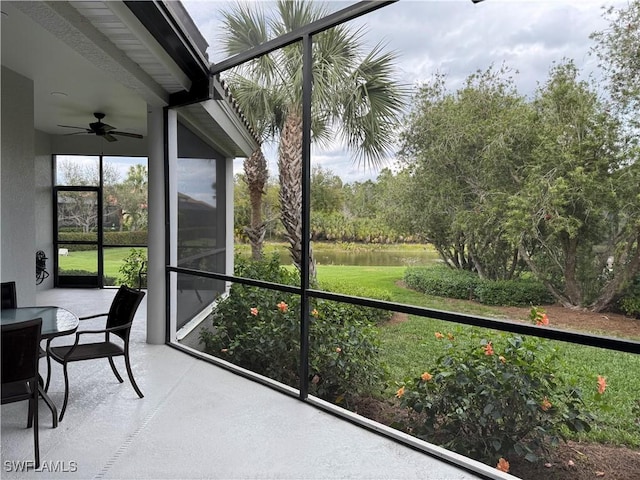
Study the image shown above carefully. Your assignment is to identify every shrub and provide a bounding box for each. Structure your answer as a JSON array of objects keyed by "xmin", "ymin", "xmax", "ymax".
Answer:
[
  {"xmin": 308, "ymin": 300, "xmax": 387, "ymax": 402},
  {"xmin": 474, "ymin": 278, "xmax": 554, "ymax": 306},
  {"xmin": 200, "ymin": 254, "xmax": 386, "ymax": 404},
  {"xmin": 395, "ymin": 330, "xmax": 596, "ymax": 467},
  {"xmin": 618, "ymin": 274, "xmax": 640, "ymax": 318},
  {"xmin": 404, "ymin": 266, "xmax": 553, "ymax": 307},
  {"xmin": 58, "ymin": 231, "xmax": 148, "ymax": 251},
  {"xmin": 116, "ymin": 248, "xmax": 147, "ymax": 288},
  {"xmin": 57, "ymin": 269, "xmax": 116, "ymax": 286},
  {"xmin": 404, "ymin": 266, "xmax": 479, "ymax": 300}
]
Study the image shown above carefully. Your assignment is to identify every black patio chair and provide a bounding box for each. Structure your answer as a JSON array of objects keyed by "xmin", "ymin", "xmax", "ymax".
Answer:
[
  {"xmin": 1, "ymin": 281, "xmax": 17, "ymax": 309},
  {"xmin": 45, "ymin": 285, "xmax": 145, "ymax": 421},
  {"xmin": 1, "ymin": 280, "xmax": 54, "ymax": 403},
  {"xmin": 2, "ymin": 318, "xmax": 43, "ymax": 469}
]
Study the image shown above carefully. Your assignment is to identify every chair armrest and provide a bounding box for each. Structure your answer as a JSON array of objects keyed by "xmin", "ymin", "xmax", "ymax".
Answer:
[
  {"xmin": 49, "ymin": 323, "xmax": 133, "ymax": 361},
  {"xmin": 75, "ymin": 324, "xmax": 131, "ymax": 336},
  {"xmin": 78, "ymin": 313, "xmax": 108, "ymax": 321}
]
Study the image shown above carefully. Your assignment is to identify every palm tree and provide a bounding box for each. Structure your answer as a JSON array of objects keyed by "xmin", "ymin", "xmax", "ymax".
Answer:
[
  {"xmin": 243, "ymin": 146, "xmax": 269, "ymax": 260},
  {"xmin": 220, "ymin": 0, "xmax": 406, "ymax": 278}
]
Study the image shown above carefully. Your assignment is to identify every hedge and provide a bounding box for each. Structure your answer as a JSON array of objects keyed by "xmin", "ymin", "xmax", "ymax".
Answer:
[
  {"xmin": 58, "ymin": 231, "xmax": 148, "ymax": 251},
  {"xmin": 404, "ymin": 265, "xmax": 553, "ymax": 307}
]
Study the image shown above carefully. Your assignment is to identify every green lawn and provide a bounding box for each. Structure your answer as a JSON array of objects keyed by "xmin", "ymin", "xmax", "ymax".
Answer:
[{"xmin": 58, "ymin": 247, "xmax": 143, "ymax": 282}]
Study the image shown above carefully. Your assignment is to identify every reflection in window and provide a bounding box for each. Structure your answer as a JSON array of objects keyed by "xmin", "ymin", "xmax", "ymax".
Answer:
[{"xmin": 176, "ymin": 157, "xmax": 226, "ymax": 329}]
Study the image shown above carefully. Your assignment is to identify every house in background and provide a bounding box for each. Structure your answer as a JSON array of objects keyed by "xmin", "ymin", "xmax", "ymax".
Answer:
[{"xmin": 1, "ymin": 0, "xmax": 258, "ymax": 344}]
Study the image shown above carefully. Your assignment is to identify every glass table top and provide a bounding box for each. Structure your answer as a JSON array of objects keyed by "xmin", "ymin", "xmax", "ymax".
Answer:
[{"xmin": 1, "ymin": 306, "xmax": 79, "ymax": 338}]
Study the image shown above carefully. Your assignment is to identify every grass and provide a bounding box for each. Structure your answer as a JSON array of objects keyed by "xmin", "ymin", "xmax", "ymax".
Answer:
[{"xmin": 58, "ymin": 247, "xmax": 143, "ymax": 282}]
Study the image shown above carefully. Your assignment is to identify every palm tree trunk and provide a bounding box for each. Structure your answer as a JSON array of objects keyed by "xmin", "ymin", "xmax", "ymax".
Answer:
[
  {"xmin": 243, "ymin": 147, "xmax": 268, "ymax": 260},
  {"xmin": 278, "ymin": 109, "xmax": 316, "ymax": 279}
]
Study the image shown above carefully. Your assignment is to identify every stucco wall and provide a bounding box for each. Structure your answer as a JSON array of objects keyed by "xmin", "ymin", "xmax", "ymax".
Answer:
[
  {"xmin": 35, "ymin": 130, "xmax": 54, "ymax": 290},
  {"xmin": 1, "ymin": 66, "xmax": 37, "ymax": 304}
]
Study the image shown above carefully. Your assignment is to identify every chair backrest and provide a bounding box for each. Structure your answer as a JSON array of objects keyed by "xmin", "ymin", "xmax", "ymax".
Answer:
[
  {"xmin": 107, "ymin": 285, "xmax": 145, "ymax": 341},
  {"xmin": 1, "ymin": 318, "xmax": 42, "ymax": 385},
  {"xmin": 1, "ymin": 281, "xmax": 17, "ymax": 310}
]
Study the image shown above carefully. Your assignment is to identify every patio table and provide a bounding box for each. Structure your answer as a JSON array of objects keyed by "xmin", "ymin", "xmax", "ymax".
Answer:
[{"xmin": 1, "ymin": 306, "xmax": 79, "ymax": 427}]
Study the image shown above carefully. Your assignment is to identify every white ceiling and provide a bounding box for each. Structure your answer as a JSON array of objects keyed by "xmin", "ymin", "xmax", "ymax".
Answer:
[
  {"xmin": 0, "ymin": 1, "xmax": 178, "ymax": 139},
  {"xmin": 1, "ymin": 1, "xmax": 258, "ymax": 158}
]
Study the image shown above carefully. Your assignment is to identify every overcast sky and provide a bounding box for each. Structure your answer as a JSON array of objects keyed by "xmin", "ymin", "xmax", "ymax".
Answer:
[{"xmin": 182, "ymin": 0, "xmax": 626, "ymax": 183}]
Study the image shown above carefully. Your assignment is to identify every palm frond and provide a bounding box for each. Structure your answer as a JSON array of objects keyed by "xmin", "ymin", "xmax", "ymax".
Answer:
[
  {"xmin": 220, "ymin": 3, "xmax": 269, "ymax": 54},
  {"xmin": 220, "ymin": 3, "xmax": 278, "ymax": 83},
  {"xmin": 220, "ymin": 1, "xmax": 408, "ymax": 168},
  {"xmin": 336, "ymin": 43, "xmax": 409, "ymax": 168},
  {"xmin": 273, "ymin": 0, "xmax": 328, "ymax": 36},
  {"xmin": 225, "ymin": 72, "xmax": 287, "ymax": 141}
]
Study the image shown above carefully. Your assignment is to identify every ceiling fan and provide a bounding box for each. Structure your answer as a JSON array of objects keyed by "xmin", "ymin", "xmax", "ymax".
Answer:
[{"xmin": 58, "ymin": 112, "xmax": 144, "ymax": 142}]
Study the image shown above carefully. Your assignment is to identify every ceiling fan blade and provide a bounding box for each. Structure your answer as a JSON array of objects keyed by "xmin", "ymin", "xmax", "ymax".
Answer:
[
  {"xmin": 111, "ymin": 131, "xmax": 144, "ymax": 139},
  {"xmin": 103, "ymin": 133, "xmax": 118, "ymax": 142},
  {"xmin": 62, "ymin": 131, "xmax": 90, "ymax": 136},
  {"xmin": 58, "ymin": 124, "xmax": 88, "ymax": 130}
]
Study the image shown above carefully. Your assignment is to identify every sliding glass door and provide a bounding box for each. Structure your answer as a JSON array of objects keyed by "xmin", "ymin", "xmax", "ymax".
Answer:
[
  {"xmin": 54, "ymin": 187, "xmax": 102, "ymax": 287},
  {"xmin": 53, "ymin": 155, "xmax": 147, "ymax": 288}
]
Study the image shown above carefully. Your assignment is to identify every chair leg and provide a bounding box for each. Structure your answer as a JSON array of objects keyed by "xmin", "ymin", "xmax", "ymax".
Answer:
[
  {"xmin": 124, "ymin": 353, "xmax": 144, "ymax": 398},
  {"xmin": 58, "ymin": 363, "xmax": 70, "ymax": 422},
  {"xmin": 108, "ymin": 357, "xmax": 124, "ymax": 383},
  {"xmin": 27, "ymin": 395, "xmax": 33, "ymax": 428},
  {"xmin": 41, "ymin": 357, "xmax": 50, "ymax": 391},
  {"xmin": 33, "ymin": 386, "xmax": 40, "ymax": 470},
  {"xmin": 38, "ymin": 385, "xmax": 58, "ymax": 429},
  {"xmin": 44, "ymin": 344, "xmax": 52, "ymax": 392}
]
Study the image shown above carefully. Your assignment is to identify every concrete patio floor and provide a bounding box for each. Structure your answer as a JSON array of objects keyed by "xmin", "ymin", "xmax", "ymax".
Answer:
[{"xmin": 1, "ymin": 288, "xmax": 508, "ymax": 479}]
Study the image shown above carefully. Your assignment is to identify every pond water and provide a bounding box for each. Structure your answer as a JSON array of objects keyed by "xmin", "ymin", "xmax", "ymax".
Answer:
[
  {"xmin": 247, "ymin": 245, "xmax": 440, "ymax": 267},
  {"xmin": 314, "ymin": 249, "xmax": 438, "ymax": 266}
]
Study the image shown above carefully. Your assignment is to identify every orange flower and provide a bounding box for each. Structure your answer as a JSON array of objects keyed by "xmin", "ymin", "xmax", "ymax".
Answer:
[
  {"xmin": 447, "ymin": 332, "xmax": 454, "ymax": 340},
  {"xmin": 536, "ymin": 313, "xmax": 550, "ymax": 326},
  {"xmin": 435, "ymin": 332, "xmax": 445, "ymax": 340},
  {"xmin": 496, "ymin": 458, "xmax": 510, "ymax": 473},
  {"xmin": 499, "ymin": 355, "xmax": 506, "ymax": 364},
  {"xmin": 484, "ymin": 341, "xmax": 494, "ymax": 356},
  {"xmin": 597, "ymin": 375, "xmax": 607, "ymax": 395},
  {"xmin": 250, "ymin": 307, "xmax": 259, "ymax": 316},
  {"xmin": 396, "ymin": 386, "xmax": 405, "ymax": 398},
  {"xmin": 277, "ymin": 301, "xmax": 288, "ymax": 313},
  {"xmin": 530, "ymin": 306, "xmax": 550, "ymax": 326},
  {"xmin": 421, "ymin": 372, "xmax": 433, "ymax": 382},
  {"xmin": 541, "ymin": 396, "xmax": 552, "ymax": 411},
  {"xmin": 311, "ymin": 308, "xmax": 319, "ymax": 317}
]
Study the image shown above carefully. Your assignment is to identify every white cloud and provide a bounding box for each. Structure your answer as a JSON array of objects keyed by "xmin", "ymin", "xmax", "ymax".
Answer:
[{"xmin": 183, "ymin": 0, "xmax": 626, "ymax": 183}]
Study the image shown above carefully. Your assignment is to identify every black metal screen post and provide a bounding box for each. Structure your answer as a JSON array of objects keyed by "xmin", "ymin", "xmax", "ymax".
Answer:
[
  {"xmin": 299, "ymin": 33, "xmax": 313, "ymax": 400},
  {"xmin": 163, "ymin": 106, "xmax": 172, "ymax": 344}
]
